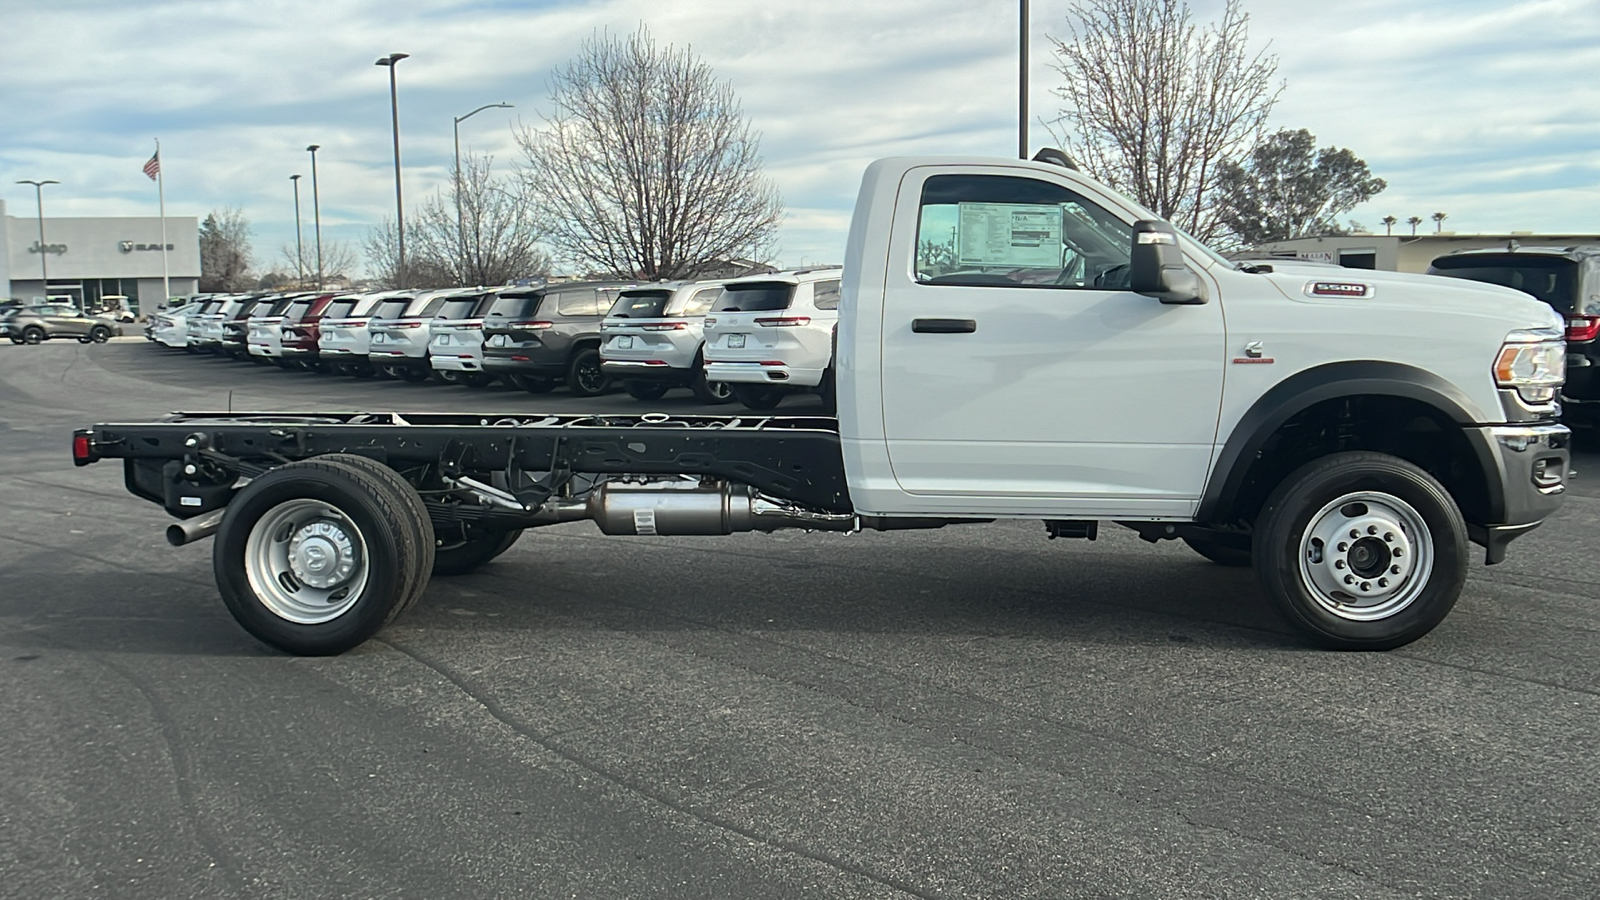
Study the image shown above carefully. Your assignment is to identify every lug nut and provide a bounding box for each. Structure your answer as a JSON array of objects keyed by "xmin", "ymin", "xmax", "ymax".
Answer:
[
  {"xmin": 1350, "ymin": 529, "xmax": 1360, "ymax": 539},
  {"xmin": 1378, "ymin": 578, "xmax": 1389, "ymax": 588},
  {"xmin": 1338, "ymin": 542, "xmax": 1348, "ymax": 552},
  {"xmin": 1344, "ymin": 575, "xmax": 1355, "ymax": 584},
  {"xmin": 1335, "ymin": 560, "xmax": 1346, "ymax": 569},
  {"xmin": 1385, "ymin": 532, "xmax": 1394, "ymax": 542},
  {"xmin": 1391, "ymin": 565, "xmax": 1401, "ymax": 574},
  {"xmin": 1393, "ymin": 548, "xmax": 1403, "ymax": 557},
  {"xmin": 1360, "ymin": 582, "xmax": 1371, "ymax": 591}
]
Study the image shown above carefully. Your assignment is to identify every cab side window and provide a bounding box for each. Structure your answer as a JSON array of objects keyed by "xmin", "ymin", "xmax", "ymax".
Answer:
[{"xmin": 915, "ymin": 174, "xmax": 1133, "ymax": 290}]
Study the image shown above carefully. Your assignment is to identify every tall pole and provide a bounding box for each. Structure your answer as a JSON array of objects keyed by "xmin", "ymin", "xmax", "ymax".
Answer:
[
  {"xmin": 16, "ymin": 179, "xmax": 58, "ymax": 294},
  {"xmin": 306, "ymin": 145, "xmax": 323, "ymax": 290},
  {"xmin": 376, "ymin": 53, "xmax": 410, "ymax": 288},
  {"xmin": 290, "ymin": 174, "xmax": 306, "ymax": 283},
  {"xmin": 1019, "ymin": 0, "xmax": 1029, "ymax": 159},
  {"xmin": 155, "ymin": 140, "xmax": 170, "ymax": 304},
  {"xmin": 453, "ymin": 102, "xmax": 513, "ymax": 286}
]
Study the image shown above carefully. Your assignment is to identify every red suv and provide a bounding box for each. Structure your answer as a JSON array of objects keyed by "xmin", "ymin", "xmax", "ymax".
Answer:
[{"xmin": 277, "ymin": 294, "xmax": 345, "ymax": 371}]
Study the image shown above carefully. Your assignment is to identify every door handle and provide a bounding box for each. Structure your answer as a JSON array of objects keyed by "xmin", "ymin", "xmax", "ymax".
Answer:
[{"xmin": 911, "ymin": 318, "xmax": 977, "ymax": 334}]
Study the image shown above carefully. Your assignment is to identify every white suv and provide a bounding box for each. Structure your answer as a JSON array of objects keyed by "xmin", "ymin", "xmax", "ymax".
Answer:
[
  {"xmin": 320, "ymin": 291, "xmax": 413, "ymax": 376},
  {"xmin": 428, "ymin": 290, "xmax": 502, "ymax": 387},
  {"xmin": 367, "ymin": 290, "xmax": 462, "ymax": 381},
  {"xmin": 702, "ymin": 268, "xmax": 842, "ymax": 410},
  {"xmin": 600, "ymin": 280, "xmax": 733, "ymax": 403}
]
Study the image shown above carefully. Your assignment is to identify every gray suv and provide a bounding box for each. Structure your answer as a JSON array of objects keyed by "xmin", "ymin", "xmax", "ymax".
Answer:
[
  {"xmin": 480, "ymin": 281, "xmax": 634, "ymax": 396},
  {"xmin": 2, "ymin": 304, "xmax": 116, "ymax": 344}
]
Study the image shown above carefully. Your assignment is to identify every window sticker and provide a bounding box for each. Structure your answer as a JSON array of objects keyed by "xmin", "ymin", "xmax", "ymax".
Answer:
[{"xmin": 956, "ymin": 203, "xmax": 1063, "ymax": 268}]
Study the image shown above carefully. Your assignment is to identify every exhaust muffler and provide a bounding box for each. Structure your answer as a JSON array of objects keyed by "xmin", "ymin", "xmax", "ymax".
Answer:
[
  {"xmin": 166, "ymin": 508, "xmax": 226, "ymax": 546},
  {"xmin": 586, "ymin": 481, "xmax": 854, "ymax": 536}
]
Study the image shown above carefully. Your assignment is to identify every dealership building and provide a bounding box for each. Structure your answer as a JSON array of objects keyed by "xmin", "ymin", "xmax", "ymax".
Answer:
[{"xmin": 2, "ymin": 199, "xmax": 199, "ymax": 313}]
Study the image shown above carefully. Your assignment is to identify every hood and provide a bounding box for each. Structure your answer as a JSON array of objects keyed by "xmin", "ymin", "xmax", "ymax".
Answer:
[{"xmin": 1254, "ymin": 263, "xmax": 1563, "ymax": 333}]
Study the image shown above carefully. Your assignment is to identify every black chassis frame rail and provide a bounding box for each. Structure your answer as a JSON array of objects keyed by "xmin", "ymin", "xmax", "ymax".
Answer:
[{"xmin": 75, "ymin": 410, "xmax": 854, "ymax": 515}]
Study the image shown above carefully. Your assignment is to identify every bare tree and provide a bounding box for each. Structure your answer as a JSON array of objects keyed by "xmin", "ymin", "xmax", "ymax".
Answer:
[
  {"xmin": 408, "ymin": 152, "xmax": 552, "ymax": 287},
  {"xmin": 279, "ymin": 240, "xmax": 357, "ymax": 287},
  {"xmin": 1048, "ymin": 0, "xmax": 1281, "ymax": 243},
  {"xmin": 363, "ymin": 219, "xmax": 456, "ymax": 290},
  {"xmin": 517, "ymin": 26, "xmax": 783, "ymax": 279},
  {"xmin": 198, "ymin": 206, "xmax": 255, "ymax": 291}
]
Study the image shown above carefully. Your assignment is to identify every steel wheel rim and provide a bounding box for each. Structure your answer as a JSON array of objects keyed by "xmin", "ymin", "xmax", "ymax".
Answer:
[
  {"xmin": 245, "ymin": 498, "xmax": 370, "ymax": 624},
  {"xmin": 1297, "ymin": 491, "xmax": 1432, "ymax": 622},
  {"xmin": 706, "ymin": 380, "xmax": 732, "ymax": 400}
]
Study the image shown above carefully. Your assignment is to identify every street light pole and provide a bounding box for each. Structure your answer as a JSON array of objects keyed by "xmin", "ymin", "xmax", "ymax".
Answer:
[
  {"xmin": 15, "ymin": 179, "xmax": 59, "ymax": 295},
  {"xmin": 306, "ymin": 145, "xmax": 323, "ymax": 289},
  {"xmin": 290, "ymin": 174, "xmax": 305, "ymax": 285},
  {"xmin": 453, "ymin": 102, "xmax": 513, "ymax": 286},
  {"xmin": 376, "ymin": 52, "xmax": 410, "ymax": 288},
  {"xmin": 1019, "ymin": 0, "xmax": 1029, "ymax": 159}
]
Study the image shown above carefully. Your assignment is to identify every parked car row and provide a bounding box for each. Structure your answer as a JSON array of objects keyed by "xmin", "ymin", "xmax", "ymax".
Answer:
[{"xmin": 142, "ymin": 268, "xmax": 844, "ymax": 410}]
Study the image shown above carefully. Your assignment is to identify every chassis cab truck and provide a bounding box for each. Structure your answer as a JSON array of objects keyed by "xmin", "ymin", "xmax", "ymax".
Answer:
[{"xmin": 72, "ymin": 153, "xmax": 1570, "ymax": 655}]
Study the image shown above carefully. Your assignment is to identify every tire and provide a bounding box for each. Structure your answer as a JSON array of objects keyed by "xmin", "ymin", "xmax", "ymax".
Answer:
[
  {"xmin": 732, "ymin": 383, "xmax": 785, "ymax": 410},
  {"xmin": 432, "ymin": 529, "xmax": 524, "ymax": 576},
  {"xmin": 566, "ymin": 347, "xmax": 609, "ymax": 397},
  {"xmin": 460, "ymin": 372, "xmax": 495, "ymax": 388},
  {"xmin": 212, "ymin": 457, "xmax": 434, "ymax": 656},
  {"xmin": 510, "ymin": 374, "xmax": 555, "ymax": 394},
  {"xmin": 1182, "ymin": 531, "xmax": 1253, "ymax": 567},
  {"xmin": 8, "ymin": 337, "xmax": 22, "ymax": 345},
  {"xmin": 22, "ymin": 327, "xmax": 44, "ymax": 345},
  {"xmin": 689, "ymin": 364, "xmax": 734, "ymax": 404},
  {"xmin": 1252, "ymin": 451, "xmax": 1468, "ymax": 651},
  {"xmin": 397, "ymin": 365, "xmax": 430, "ymax": 383},
  {"xmin": 624, "ymin": 380, "xmax": 670, "ymax": 402},
  {"xmin": 432, "ymin": 369, "xmax": 460, "ymax": 385}
]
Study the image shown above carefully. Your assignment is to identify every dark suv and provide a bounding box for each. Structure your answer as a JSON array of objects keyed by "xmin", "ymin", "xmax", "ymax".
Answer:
[
  {"xmin": 480, "ymin": 281, "xmax": 633, "ymax": 396},
  {"xmin": 1429, "ymin": 246, "xmax": 1600, "ymax": 430}
]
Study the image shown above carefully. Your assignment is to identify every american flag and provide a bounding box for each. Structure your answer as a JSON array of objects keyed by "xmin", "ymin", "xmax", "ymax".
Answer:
[{"xmin": 142, "ymin": 152, "xmax": 160, "ymax": 181}]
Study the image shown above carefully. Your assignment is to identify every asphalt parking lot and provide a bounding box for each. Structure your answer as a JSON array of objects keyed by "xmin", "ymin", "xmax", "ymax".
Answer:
[{"xmin": 3, "ymin": 338, "xmax": 1598, "ymax": 899}]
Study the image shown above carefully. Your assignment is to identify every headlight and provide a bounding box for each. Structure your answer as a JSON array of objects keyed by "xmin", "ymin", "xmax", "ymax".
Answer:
[{"xmin": 1494, "ymin": 330, "xmax": 1565, "ymax": 404}]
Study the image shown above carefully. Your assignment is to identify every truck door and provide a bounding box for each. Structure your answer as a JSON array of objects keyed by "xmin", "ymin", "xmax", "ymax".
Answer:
[{"xmin": 878, "ymin": 166, "xmax": 1226, "ymax": 518}]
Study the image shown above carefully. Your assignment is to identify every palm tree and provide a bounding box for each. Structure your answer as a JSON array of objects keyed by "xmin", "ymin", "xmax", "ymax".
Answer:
[
  {"xmin": 1431, "ymin": 212, "xmax": 1448, "ymax": 233},
  {"xmin": 1407, "ymin": 216, "xmax": 1423, "ymax": 236},
  {"xmin": 1381, "ymin": 215, "xmax": 1397, "ymax": 235}
]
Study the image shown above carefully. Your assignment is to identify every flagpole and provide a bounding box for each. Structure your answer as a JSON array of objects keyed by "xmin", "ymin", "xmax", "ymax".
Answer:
[{"xmin": 155, "ymin": 139, "xmax": 170, "ymax": 305}]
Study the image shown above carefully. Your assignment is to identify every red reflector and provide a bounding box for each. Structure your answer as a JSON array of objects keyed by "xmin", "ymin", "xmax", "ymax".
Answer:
[
  {"xmin": 1567, "ymin": 316, "xmax": 1600, "ymax": 342},
  {"xmin": 511, "ymin": 355, "xmax": 530, "ymax": 361},
  {"xmin": 754, "ymin": 317, "xmax": 810, "ymax": 327},
  {"xmin": 759, "ymin": 360, "xmax": 786, "ymax": 366},
  {"xmin": 643, "ymin": 359, "xmax": 669, "ymax": 366},
  {"xmin": 73, "ymin": 433, "xmax": 92, "ymax": 462}
]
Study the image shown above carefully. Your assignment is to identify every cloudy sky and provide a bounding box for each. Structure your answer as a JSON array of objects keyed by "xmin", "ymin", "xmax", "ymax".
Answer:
[{"xmin": 1, "ymin": 0, "xmax": 1597, "ymax": 276}]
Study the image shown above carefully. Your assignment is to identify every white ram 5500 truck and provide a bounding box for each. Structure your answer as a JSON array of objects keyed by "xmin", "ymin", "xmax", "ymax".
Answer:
[{"xmin": 73, "ymin": 151, "xmax": 1570, "ymax": 655}]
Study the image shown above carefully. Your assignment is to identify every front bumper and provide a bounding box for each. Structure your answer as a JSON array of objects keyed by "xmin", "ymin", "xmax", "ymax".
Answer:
[{"xmin": 1468, "ymin": 422, "xmax": 1570, "ymax": 563}]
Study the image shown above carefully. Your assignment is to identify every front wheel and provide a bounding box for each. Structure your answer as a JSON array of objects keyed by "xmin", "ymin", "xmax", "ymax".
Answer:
[
  {"xmin": 21, "ymin": 327, "xmax": 44, "ymax": 345},
  {"xmin": 213, "ymin": 457, "xmax": 435, "ymax": 655},
  {"xmin": 90, "ymin": 326, "xmax": 112, "ymax": 343},
  {"xmin": 732, "ymin": 383, "xmax": 785, "ymax": 410},
  {"xmin": 566, "ymin": 348, "xmax": 609, "ymax": 397},
  {"xmin": 1253, "ymin": 451, "xmax": 1467, "ymax": 651}
]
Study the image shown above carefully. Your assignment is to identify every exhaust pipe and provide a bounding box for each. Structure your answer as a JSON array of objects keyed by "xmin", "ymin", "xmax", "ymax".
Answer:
[
  {"xmin": 587, "ymin": 481, "xmax": 855, "ymax": 536},
  {"xmin": 166, "ymin": 508, "xmax": 226, "ymax": 546}
]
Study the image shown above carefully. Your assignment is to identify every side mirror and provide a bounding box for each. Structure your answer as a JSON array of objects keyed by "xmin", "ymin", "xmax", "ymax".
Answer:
[{"xmin": 1130, "ymin": 220, "xmax": 1206, "ymax": 305}]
